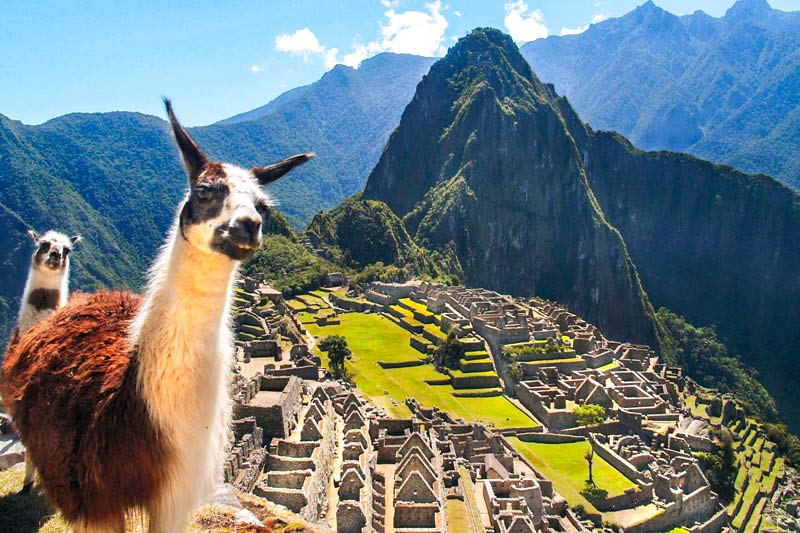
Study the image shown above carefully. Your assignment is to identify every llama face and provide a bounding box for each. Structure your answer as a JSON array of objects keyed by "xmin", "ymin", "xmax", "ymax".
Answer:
[
  {"xmin": 179, "ymin": 163, "xmax": 272, "ymax": 261},
  {"xmin": 165, "ymin": 99, "xmax": 312, "ymax": 262},
  {"xmin": 29, "ymin": 230, "xmax": 80, "ymax": 272}
]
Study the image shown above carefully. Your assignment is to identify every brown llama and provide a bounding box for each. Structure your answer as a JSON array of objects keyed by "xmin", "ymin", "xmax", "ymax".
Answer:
[{"xmin": 1, "ymin": 99, "xmax": 313, "ymax": 533}]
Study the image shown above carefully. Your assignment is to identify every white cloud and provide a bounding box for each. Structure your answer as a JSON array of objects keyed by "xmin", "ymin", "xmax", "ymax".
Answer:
[
  {"xmin": 560, "ymin": 25, "xmax": 587, "ymax": 36},
  {"xmin": 559, "ymin": 13, "xmax": 610, "ymax": 36},
  {"xmin": 453, "ymin": 10, "xmax": 461, "ymax": 17},
  {"xmin": 379, "ymin": 1, "xmax": 449, "ymax": 57},
  {"xmin": 249, "ymin": 65, "xmax": 264, "ymax": 73},
  {"xmin": 274, "ymin": 28, "xmax": 325, "ymax": 61},
  {"xmin": 504, "ymin": 1, "xmax": 548, "ymax": 43},
  {"xmin": 273, "ymin": 1, "xmax": 449, "ymax": 70}
]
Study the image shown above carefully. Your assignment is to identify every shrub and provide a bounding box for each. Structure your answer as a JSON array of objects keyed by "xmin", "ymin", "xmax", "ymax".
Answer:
[
  {"xmin": 433, "ymin": 332, "xmax": 465, "ymax": 371},
  {"xmin": 508, "ymin": 362, "xmax": 523, "ymax": 384},
  {"xmin": 574, "ymin": 403, "xmax": 606, "ymax": 426}
]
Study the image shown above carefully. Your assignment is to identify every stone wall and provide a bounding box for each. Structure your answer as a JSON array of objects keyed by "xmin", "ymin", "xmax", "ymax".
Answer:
[
  {"xmin": 515, "ymin": 432, "xmax": 585, "ymax": 444},
  {"xmin": 589, "ymin": 434, "xmax": 647, "ymax": 484},
  {"xmin": 301, "ymin": 407, "xmax": 336, "ymax": 522},
  {"xmin": 233, "ymin": 375, "xmax": 303, "ymax": 438}
]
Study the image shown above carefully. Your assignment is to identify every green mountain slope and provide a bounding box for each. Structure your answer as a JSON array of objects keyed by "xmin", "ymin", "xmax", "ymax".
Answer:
[
  {"xmin": 520, "ymin": 0, "xmax": 800, "ymax": 189},
  {"xmin": 360, "ymin": 29, "xmax": 661, "ymax": 348},
  {"xmin": 328, "ymin": 27, "xmax": 800, "ymax": 430},
  {"xmin": 0, "ymin": 53, "xmax": 433, "ymax": 344}
]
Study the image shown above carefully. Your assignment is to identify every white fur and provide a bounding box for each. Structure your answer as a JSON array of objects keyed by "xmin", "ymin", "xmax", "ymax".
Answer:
[
  {"xmin": 17, "ymin": 232, "xmax": 72, "ymax": 335},
  {"xmin": 127, "ymin": 165, "xmax": 267, "ymax": 533}
]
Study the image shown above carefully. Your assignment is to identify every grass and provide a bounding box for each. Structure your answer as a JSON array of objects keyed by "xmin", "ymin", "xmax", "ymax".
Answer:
[
  {"xmin": 306, "ymin": 312, "xmax": 536, "ymax": 428},
  {"xmin": 0, "ymin": 467, "xmax": 68, "ymax": 532},
  {"xmin": 285, "ymin": 299, "xmax": 307, "ymax": 311},
  {"xmin": 598, "ymin": 361, "xmax": 619, "ymax": 372},
  {"xmin": 458, "ymin": 465, "xmax": 485, "ymax": 533},
  {"xmin": 445, "ymin": 499, "xmax": 470, "ymax": 533},
  {"xmin": 507, "ymin": 438, "xmax": 637, "ymax": 514},
  {"xmin": 398, "ymin": 297, "xmax": 431, "ymax": 315}
]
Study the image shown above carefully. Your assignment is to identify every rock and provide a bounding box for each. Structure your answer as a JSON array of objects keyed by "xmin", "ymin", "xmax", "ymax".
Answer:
[
  {"xmin": 234, "ymin": 509, "xmax": 263, "ymax": 527},
  {"xmin": 0, "ymin": 435, "xmax": 25, "ymax": 471},
  {"xmin": 210, "ymin": 483, "xmax": 243, "ymax": 509}
]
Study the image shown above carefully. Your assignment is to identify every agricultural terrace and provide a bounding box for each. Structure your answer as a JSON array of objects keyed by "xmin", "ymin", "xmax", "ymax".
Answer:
[
  {"xmin": 507, "ymin": 438, "xmax": 638, "ymax": 515},
  {"xmin": 685, "ymin": 392, "xmax": 785, "ymax": 532},
  {"xmin": 303, "ymin": 311, "xmax": 536, "ymax": 428}
]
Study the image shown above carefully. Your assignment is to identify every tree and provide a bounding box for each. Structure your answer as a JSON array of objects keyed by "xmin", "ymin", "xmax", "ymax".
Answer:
[
  {"xmin": 433, "ymin": 332, "xmax": 464, "ymax": 371},
  {"xmin": 318, "ymin": 335, "xmax": 351, "ymax": 379},
  {"xmin": 508, "ymin": 362, "xmax": 523, "ymax": 384},
  {"xmin": 585, "ymin": 448, "xmax": 595, "ymax": 485},
  {"xmin": 574, "ymin": 403, "xmax": 606, "ymax": 426}
]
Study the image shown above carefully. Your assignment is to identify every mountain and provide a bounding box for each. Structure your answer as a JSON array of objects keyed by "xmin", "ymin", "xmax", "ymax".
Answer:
[
  {"xmin": 361, "ymin": 29, "xmax": 662, "ymax": 348},
  {"xmin": 194, "ymin": 53, "xmax": 436, "ymax": 227},
  {"xmin": 0, "ymin": 52, "xmax": 434, "ymax": 344},
  {"xmin": 325, "ymin": 28, "xmax": 800, "ymax": 429},
  {"xmin": 520, "ymin": 0, "xmax": 800, "ymax": 189}
]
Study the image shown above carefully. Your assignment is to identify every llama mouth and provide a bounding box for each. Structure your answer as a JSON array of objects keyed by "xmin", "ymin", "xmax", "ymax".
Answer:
[{"xmin": 211, "ymin": 238, "xmax": 259, "ymax": 261}]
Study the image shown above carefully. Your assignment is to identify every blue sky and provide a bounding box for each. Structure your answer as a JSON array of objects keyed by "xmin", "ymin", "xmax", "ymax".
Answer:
[{"xmin": 1, "ymin": 0, "xmax": 796, "ymax": 126}]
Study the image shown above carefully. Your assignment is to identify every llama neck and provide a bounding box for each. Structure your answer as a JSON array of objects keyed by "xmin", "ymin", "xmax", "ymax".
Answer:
[
  {"xmin": 17, "ymin": 263, "xmax": 69, "ymax": 334},
  {"xmin": 130, "ymin": 227, "xmax": 237, "ymax": 430}
]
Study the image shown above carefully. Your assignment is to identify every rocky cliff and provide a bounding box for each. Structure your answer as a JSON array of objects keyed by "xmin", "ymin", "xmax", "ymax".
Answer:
[{"xmin": 362, "ymin": 28, "xmax": 661, "ymax": 348}]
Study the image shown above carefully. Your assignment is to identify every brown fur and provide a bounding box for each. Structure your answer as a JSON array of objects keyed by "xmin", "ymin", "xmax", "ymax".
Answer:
[
  {"xmin": 1, "ymin": 291, "xmax": 172, "ymax": 525},
  {"xmin": 202, "ymin": 162, "xmax": 226, "ymax": 180},
  {"xmin": 26, "ymin": 287, "xmax": 60, "ymax": 311}
]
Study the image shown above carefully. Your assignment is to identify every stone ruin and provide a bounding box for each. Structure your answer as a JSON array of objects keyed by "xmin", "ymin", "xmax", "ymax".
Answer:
[{"xmin": 255, "ymin": 383, "xmax": 340, "ymax": 522}]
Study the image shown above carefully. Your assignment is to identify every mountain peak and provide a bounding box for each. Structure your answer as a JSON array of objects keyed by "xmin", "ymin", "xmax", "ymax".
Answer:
[
  {"xmin": 637, "ymin": 0, "xmax": 662, "ymax": 14},
  {"xmin": 725, "ymin": 0, "xmax": 773, "ymax": 20}
]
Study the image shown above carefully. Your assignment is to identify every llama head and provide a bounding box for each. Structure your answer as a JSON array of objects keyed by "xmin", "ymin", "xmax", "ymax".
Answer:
[
  {"xmin": 28, "ymin": 230, "xmax": 80, "ymax": 273},
  {"xmin": 164, "ymin": 99, "xmax": 313, "ymax": 261}
]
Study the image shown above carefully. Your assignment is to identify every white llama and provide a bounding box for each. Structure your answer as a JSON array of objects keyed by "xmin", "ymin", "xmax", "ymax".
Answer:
[{"xmin": 16, "ymin": 230, "xmax": 80, "ymax": 336}]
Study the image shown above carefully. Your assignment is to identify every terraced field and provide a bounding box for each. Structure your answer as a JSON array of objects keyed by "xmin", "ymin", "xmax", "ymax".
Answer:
[
  {"xmin": 685, "ymin": 394, "xmax": 785, "ymax": 532},
  {"xmin": 303, "ymin": 308, "xmax": 537, "ymax": 429}
]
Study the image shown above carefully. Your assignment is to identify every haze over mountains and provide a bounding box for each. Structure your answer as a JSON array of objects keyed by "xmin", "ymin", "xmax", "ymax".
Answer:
[{"xmin": 522, "ymin": 0, "xmax": 800, "ymax": 189}]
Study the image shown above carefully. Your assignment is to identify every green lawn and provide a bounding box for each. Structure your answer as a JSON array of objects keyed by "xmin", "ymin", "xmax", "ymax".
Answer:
[
  {"xmin": 307, "ymin": 312, "xmax": 536, "ymax": 428},
  {"xmin": 508, "ymin": 438, "xmax": 637, "ymax": 514},
  {"xmin": 399, "ymin": 297, "xmax": 432, "ymax": 315},
  {"xmin": 285, "ymin": 299, "xmax": 307, "ymax": 311}
]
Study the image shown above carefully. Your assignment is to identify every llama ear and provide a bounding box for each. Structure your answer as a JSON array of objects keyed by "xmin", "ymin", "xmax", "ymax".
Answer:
[
  {"xmin": 163, "ymin": 98, "xmax": 208, "ymax": 184},
  {"xmin": 70, "ymin": 235, "xmax": 82, "ymax": 244},
  {"xmin": 28, "ymin": 230, "xmax": 40, "ymax": 243},
  {"xmin": 252, "ymin": 153, "xmax": 315, "ymax": 185}
]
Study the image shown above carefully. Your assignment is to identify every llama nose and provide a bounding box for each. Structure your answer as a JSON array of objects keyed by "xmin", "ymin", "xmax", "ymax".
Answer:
[
  {"xmin": 229, "ymin": 216, "xmax": 262, "ymax": 247},
  {"xmin": 49, "ymin": 251, "xmax": 60, "ymax": 261}
]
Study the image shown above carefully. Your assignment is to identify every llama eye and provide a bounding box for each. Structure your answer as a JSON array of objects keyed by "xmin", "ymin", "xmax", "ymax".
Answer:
[
  {"xmin": 39, "ymin": 242, "xmax": 50, "ymax": 252},
  {"xmin": 196, "ymin": 187, "xmax": 213, "ymax": 202}
]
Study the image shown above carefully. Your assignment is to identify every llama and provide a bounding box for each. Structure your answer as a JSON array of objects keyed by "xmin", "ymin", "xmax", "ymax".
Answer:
[
  {"xmin": 16, "ymin": 230, "xmax": 80, "ymax": 337},
  {"xmin": 13, "ymin": 229, "xmax": 80, "ymax": 494},
  {"xmin": 1, "ymin": 99, "xmax": 313, "ymax": 533}
]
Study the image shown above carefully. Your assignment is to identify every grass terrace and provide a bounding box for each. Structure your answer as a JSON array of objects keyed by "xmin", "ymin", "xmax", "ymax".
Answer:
[
  {"xmin": 684, "ymin": 392, "xmax": 785, "ymax": 532},
  {"xmin": 398, "ymin": 297, "xmax": 432, "ymax": 315},
  {"xmin": 508, "ymin": 438, "xmax": 637, "ymax": 514},
  {"xmin": 305, "ymin": 312, "xmax": 536, "ymax": 428}
]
